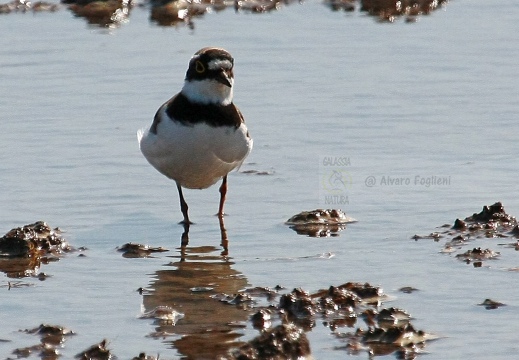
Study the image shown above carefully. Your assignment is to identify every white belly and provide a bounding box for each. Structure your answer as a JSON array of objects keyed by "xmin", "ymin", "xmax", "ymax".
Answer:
[{"xmin": 138, "ymin": 110, "xmax": 252, "ymax": 189}]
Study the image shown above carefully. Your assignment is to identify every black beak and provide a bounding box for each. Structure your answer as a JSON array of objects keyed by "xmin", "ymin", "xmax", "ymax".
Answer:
[{"xmin": 215, "ymin": 69, "xmax": 232, "ymax": 88}]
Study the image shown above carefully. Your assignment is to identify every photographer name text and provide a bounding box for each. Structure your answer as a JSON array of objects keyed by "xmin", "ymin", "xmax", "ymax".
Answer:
[{"xmin": 365, "ymin": 175, "xmax": 451, "ymax": 187}]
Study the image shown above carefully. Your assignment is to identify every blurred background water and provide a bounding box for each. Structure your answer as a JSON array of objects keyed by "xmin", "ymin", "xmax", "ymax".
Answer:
[{"xmin": 1, "ymin": 0, "xmax": 518, "ymax": 358}]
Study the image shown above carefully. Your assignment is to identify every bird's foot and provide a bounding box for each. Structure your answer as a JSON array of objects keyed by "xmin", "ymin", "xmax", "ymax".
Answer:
[{"xmin": 179, "ymin": 219, "xmax": 194, "ymax": 225}]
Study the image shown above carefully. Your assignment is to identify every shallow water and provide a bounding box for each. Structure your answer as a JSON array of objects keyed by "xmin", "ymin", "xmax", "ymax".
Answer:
[{"xmin": 1, "ymin": 0, "xmax": 519, "ymax": 358}]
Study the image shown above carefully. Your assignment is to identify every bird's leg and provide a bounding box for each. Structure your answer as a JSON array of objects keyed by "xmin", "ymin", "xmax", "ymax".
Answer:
[
  {"xmin": 218, "ymin": 175, "xmax": 228, "ymax": 219},
  {"xmin": 177, "ymin": 182, "xmax": 192, "ymax": 225}
]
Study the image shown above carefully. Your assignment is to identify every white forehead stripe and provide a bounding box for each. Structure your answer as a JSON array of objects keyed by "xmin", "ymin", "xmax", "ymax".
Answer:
[{"xmin": 208, "ymin": 59, "xmax": 232, "ymax": 71}]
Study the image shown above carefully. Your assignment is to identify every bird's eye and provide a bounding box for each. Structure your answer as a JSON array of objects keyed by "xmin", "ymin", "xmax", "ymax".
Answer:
[{"xmin": 195, "ymin": 61, "xmax": 205, "ymax": 73}]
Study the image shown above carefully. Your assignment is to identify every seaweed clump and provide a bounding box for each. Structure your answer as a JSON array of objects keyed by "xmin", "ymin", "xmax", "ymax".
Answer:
[
  {"xmin": 412, "ymin": 202, "xmax": 519, "ymax": 268},
  {"xmin": 219, "ymin": 282, "xmax": 436, "ymax": 359},
  {"xmin": 360, "ymin": 0, "xmax": 450, "ymax": 22},
  {"xmin": 286, "ymin": 209, "xmax": 356, "ymax": 237},
  {"xmin": 12, "ymin": 324, "xmax": 75, "ymax": 358},
  {"xmin": 225, "ymin": 323, "xmax": 311, "ymax": 360},
  {"xmin": 117, "ymin": 242, "xmax": 168, "ymax": 258},
  {"xmin": 323, "ymin": 0, "xmax": 451, "ymax": 23},
  {"xmin": 0, "ymin": 221, "xmax": 72, "ymax": 277},
  {"xmin": 62, "ymin": 0, "xmax": 131, "ymax": 28},
  {"xmin": 0, "ymin": 0, "xmax": 58, "ymax": 14}
]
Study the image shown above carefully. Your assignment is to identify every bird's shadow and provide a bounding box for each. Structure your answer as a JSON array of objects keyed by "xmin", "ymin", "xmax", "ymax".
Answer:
[{"xmin": 180, "ymin": 217, "xmax": 229, "ymax": 257}]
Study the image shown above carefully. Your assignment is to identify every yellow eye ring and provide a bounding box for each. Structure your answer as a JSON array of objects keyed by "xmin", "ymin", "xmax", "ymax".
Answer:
[{"xmin": 195, "ymin": 60, "xmax": 205, "ymax": 73}]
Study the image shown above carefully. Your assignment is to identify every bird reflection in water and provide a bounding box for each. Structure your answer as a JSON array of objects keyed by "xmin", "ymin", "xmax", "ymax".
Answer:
[
  {"xmin": 142, "ymin": 218, "xmax": 248, "ymax": 358},
  {"xmin": 181, "ymin": 217, "xmax": 228, "ymax": 257}
]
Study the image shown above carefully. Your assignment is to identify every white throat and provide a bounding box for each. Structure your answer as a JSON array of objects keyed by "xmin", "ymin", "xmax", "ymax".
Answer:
[{"xmin": 181, "ymin": 79, "xmax": 234, "ymax": 105}]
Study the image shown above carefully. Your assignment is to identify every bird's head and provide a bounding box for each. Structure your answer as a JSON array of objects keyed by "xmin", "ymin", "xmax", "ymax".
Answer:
[{"xmin": 182, "ymin": 47, "xmax": 235, "ymax": 106}]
